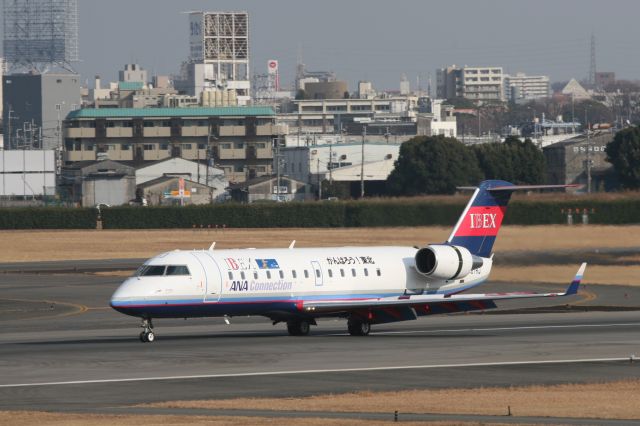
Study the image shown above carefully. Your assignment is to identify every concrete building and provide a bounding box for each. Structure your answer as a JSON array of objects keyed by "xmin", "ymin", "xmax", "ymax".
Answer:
[
  {"xmin": 399, "ymin": 75, "xmax": 410, "ymax": 95},
  {"xmin": 63, "ymin": 106, "xmax": 278, "ymax": 183},
  {"xmin": 304, "ymin": 81, "xmax": 348, "ymax": 100},
  {"xmin": 0, "ymin": 58, "xmax": 5, "ymax": 124},
  {"xmin": 357, "ymin": 81, "xmax": 375, "ymax": 99},
  {"xmin": 437, "ymin": 65, "xmax": 504, "ymax": 103},
  {"xmin": 119, "ymin": 64, "xmax": 147, "ymax": 83},
  {"xmin": 504, "ymin": 73, "xmax": 550, "ymax": 102},
  {"xmin": 595, "ymin": 72, "xmax": 615, "ymax": 89},
  {"xmin": 543, "ymin": 132, "xmax": 616, "ymax": 191},
  {"xmin": 60, "ymin": 159, "xmax": 137, "ymax": 207},
  {"xmin": 228, "ymin": 175, "xmax": 308, "ymax": 203},
  {"xmin": 279, "ymin": 97, "xmax": 418, "ymax": 137},
  {"xmin": 3, "ymin": 73, "xmax": 81, "ymax": 149}
]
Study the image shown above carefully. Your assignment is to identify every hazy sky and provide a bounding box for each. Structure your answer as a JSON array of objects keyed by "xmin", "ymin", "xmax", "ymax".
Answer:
[{"xmin": 4, "ymin": 0, "xmax": 640, "ymax": 90}]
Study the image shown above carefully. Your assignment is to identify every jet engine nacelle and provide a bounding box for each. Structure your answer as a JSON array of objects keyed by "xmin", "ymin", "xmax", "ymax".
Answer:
[{"xmin": 414, "ymin": 244, "xmax": 483, "ymax": 280}]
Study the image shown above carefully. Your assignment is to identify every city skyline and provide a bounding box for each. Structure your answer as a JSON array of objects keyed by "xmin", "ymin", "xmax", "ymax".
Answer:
[{"xmin": 2, "ymin": 0, "xmax": 640, "ymax": 90}]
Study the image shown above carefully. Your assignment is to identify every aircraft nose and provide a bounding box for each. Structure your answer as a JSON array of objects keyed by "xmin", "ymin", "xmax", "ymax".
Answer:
[{"xmin": 110, "ymin": 278, "xmax": 136, "ymax": 308}]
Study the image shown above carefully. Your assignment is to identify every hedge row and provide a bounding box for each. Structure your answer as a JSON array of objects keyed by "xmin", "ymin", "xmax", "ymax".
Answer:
[
  {"xmin": 98, "ymin": 198, "xmax": 640, "ymax": 229},
  {"xmin": 0, "ymin": 207, "xmax": 97, "ymax": 229},
  {"xmin": 0, "ymin": 198, "xmax": 638, "ymax": 230}
]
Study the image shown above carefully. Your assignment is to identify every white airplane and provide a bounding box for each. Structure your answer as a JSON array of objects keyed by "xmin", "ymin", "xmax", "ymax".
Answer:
[{"xmin": 111, "ymin": 180, "xmax": 586, "ymax": 342}]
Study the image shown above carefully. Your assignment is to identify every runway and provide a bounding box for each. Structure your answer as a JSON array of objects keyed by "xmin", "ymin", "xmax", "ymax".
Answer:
[{"xmin": 0, "ymin": 260, "xmax": 639, "ymax": 416}]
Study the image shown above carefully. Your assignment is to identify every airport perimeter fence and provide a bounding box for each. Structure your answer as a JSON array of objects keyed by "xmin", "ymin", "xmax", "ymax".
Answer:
[
  {"xmin": 0, "ymin": 207, "xmax": 97, "ymax": 229},
  {"xmin": 97, "ymin": 198, "xmax": 640, "ymax": 229}
]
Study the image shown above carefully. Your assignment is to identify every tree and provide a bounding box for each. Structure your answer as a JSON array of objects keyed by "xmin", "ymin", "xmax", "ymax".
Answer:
[
  {"xmin": 605, "ymin": 126, "xmax": 640, "ymax": 189},
  {"xmin": 472, "ymin": 136, "xmax": 545, "ymax": 185},
  {"xmin": 387, "ymin": 136, "xmax": 483, "ymax": 195}
]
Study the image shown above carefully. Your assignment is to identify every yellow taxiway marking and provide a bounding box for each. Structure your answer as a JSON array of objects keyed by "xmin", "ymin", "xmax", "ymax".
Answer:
[{"xmin": 0, "ymin": 298, "xmax": 88, "ymax": 320}]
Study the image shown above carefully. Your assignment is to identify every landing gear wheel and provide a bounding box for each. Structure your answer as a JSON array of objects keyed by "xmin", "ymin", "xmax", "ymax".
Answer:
[
  {"xmin": 347, "ymin": 318, "xmax": 371, "ymax": 336},
  {"xmin": 139, "ymin": 318, "xmax": 155, "ymax": 343},
  {"xmin": 287, "ymin": 320, "xmax": 311, "ymax": 336}
]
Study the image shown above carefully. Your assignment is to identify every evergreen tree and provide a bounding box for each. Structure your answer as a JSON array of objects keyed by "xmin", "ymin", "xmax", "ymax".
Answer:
[{"xmin": 606, "ymin": 126, "xmax": 640, "ymax": 189}]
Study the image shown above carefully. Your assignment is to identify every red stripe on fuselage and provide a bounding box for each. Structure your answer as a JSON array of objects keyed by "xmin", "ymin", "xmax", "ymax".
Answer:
[{"xmin": 454, "ymin": 206, "xmax": 506, "ymax": 237}]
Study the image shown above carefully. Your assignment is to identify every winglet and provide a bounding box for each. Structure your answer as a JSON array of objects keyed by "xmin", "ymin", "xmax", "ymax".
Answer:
[{"xmin": 564, "ymin": 262, "xmax": 587, "ymax": 296}]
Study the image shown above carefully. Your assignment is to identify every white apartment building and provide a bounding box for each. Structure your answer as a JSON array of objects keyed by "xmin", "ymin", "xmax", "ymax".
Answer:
[
  {"xmin": 437, "ymin": 65, "xmax": 504, "ymax": 103},
  {"xmin": 504, "ymin": 72, "xmax": 550, "ymax": 102}
]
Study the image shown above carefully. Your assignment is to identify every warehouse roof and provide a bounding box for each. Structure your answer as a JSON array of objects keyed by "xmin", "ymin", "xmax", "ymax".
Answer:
[{"xmin": 66, "ymin": 106, "xmax": 275, "ymax": 119}]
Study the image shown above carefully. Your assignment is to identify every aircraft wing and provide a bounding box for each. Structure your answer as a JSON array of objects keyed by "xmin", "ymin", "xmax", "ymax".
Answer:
[{"xmin": 301, "ymin": 263, "xmax": 586, "ymax": 314}]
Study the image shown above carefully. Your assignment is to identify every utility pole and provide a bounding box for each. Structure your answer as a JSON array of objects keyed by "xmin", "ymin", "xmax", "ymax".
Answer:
[
  {"xmin": 275, "ymin": 135, "xmax": 281, "ymax": 202},
  {"xmin": 360, "ymin": 125, "xmax": 366, "ymax": 199},
  {"xmin": 328, "ymin": 142, "xmax": 333, "ymax": 184},
  {"xmin": 585, "ymin": 108, "xmax": 592, "ymax": 193},
  {"xmin": 317, "ymin": 158, "xmax": 322, "ymax": 200}
]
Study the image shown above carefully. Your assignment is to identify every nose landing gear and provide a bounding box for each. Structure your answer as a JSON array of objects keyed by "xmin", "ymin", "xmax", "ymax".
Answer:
[{"xmin": 139, "ymin": 318, "xmax": 155, "ymax": 342}]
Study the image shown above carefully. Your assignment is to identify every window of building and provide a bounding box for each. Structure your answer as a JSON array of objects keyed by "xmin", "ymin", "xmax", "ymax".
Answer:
[
  {"xmin": 198, "ymin": 143, "xmax": 206, "ymax": 150},
  {"xmin": 160, "ymin": 143, "xmax": 169, "ymax": 150},
  {"xmin": 256, "ymin": 143, "xmax": 266, "ymax": 149},
  {"xmin": 235, "ymin": 142, "xmax": 244, "ymax": 149},
  {"xmin": 143, "ymin": 121, "xmax": 155, "ymax": 127},
  {"xmin": 86, "ymin": 145, "xmax": 95, "ymax": 151},
  {"xmin": 121, "ymin": 144, "xmax": 131, "ymax": 151},
  {"xmin": 143, "ymin": 144, "xmax": 155, "ymax": 151},
  {"xmin": 221, "ymin": 143, "xmax": 232, "ymax": 149},
  {"xmin": 182, "ymin": 144, "xmax": 192, "ymax": 150},
  {"xmin": 257, "ymin": 166, "xmax": 266, "ymax": 172},
  {"xmin": 234, "ymin": 164, "xmax": 244, "ymax": 172}
]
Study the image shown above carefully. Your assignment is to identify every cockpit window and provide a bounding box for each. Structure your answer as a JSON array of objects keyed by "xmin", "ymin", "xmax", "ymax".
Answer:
[
  {"xmin": 137, "ymin": 265, "xmax": 190, "ymax": 277},
  {"xmin": 139, "ymin": 265, "xmax": 166, "ymax": 276},
  {"xmin": 166, "ymin": 265, "xmax": 190, "ymax": 276}
]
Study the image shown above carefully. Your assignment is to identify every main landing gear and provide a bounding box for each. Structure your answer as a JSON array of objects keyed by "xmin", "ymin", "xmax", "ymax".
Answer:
[
  {"xmin": 347, "ymin": 317, "xmax": 371, "ymax": 336},
  {"xmin": 286, "ymin": 320, "xmax": 312, "ymax": 336},
  {"xmin": 139, "ymin": 318, "xmax": 155, "ymax": 342}
]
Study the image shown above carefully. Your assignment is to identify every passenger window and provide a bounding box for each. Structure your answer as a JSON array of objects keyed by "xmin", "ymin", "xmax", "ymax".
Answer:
[
  {"xmin": 292, "ymin": 270, "xmax": 297, "ymax": 279},
  {"xmin": 166, "ymin": 265, "xmax": 190, "ymax": 276},
  {"xmin": 228, "ymin": 271, "xmax": 233, "ymax": 280},
  {"xmin": 140, "ymin": 265, "xmax": 166, "ymax": 276},
  {"xmin": 279, "ymin": 270, "xmax": 284, "ymax": 279},
  {"xmin": 267, "ymin": 271, "xmax": 272, "ymax": 279},
  {"xmin": 376, "ymin": 268, "xmax": 381, "ymax": 276},
  {"xmin": 364, "ymin": 268, "xmax": 369, "ymax": 277},
  {"xmin": 240, "ymin": 271, "xmax": 246, "ymax": 280},
  {"xmin": 315, "ymin": 269, "xmax": 321, "ymax": 278},
  {"xmin": 340, "ymin": 269, "xmax": 345, "ymax": 277},
  {"xmin": 304, "ymin": 270, "xmax": 309, "ymax": 278},
  {"xmin": 328, "ymin": 269, "xmax": 333, "ymax": 278},
  {"xmin": 254, "ymin": 271, "xmax": 258, "ymax": 279}
]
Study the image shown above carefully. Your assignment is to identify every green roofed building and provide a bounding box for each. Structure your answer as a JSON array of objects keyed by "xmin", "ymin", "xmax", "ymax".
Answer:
[{"xmin": 64, "ymin": 106, "xmax": 279, "ymax": 184}]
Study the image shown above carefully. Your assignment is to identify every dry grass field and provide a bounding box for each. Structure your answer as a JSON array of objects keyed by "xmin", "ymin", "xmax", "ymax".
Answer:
[
  {"xmin": 0, "ymin": 412, "xmax": 465, "ymax": 426},
  {"xmin": 0, "ymin": 225, "xmax": 638, "ymax": 263},
  {"xmin": 150, "ymin": 379, "xmax": 640, "ymax": 420}
]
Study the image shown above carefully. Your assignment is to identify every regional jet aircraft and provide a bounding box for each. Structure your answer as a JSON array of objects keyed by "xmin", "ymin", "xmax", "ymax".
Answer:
[{"xmin": 111, "ymin": 180, "xmax": 585, "ymax": 342}]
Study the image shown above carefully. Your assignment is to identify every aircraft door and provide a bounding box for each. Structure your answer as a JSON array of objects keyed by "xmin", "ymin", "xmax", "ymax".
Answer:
[
  {"xmin": 311, "ymin": 260, "xmax": 323, "ymax": 286},
  {"xmin": 191, "ymin": 252, "xmax": 222, "ymax": 302}
]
